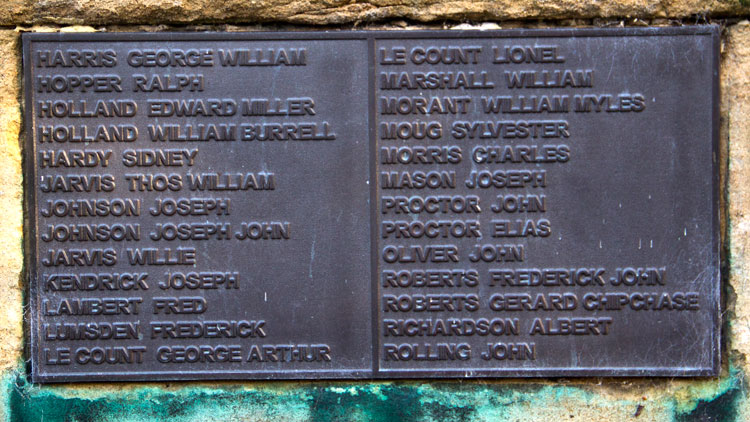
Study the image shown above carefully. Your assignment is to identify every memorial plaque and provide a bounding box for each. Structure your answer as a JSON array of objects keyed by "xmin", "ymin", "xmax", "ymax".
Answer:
[{"xmin": 23, "ymin": 27, "xmax": 720, "ymax": 382}]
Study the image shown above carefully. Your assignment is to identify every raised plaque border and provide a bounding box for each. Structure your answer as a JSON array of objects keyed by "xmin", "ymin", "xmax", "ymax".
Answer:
[{"xmin": 23, "ymin": 26, "xmax": 721, "ymax": 382}]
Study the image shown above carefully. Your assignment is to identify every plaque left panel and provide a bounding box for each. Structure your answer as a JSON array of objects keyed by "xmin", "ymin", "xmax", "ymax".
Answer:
[{"xmin": 23, "ymin": 34, "xmax": 373, "ymax": 382}]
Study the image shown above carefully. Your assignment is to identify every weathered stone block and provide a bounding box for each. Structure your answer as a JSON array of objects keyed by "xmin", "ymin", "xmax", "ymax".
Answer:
[
  {"xmin": 0, "ymin": 30, "xmax": 24, "ymax": 373},
  {"xmin": 1, "ymin": 0, "xmax": 749, "ymax": 26},
  {"xmin": 727, "ymin": 21, "xmax": 750, "ymax": 370}
]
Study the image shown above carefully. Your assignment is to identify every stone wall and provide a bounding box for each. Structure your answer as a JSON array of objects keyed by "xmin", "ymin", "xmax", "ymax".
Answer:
[{"xmin": 1, "ymin": 1, "xmax": 750, "ymax": 420}]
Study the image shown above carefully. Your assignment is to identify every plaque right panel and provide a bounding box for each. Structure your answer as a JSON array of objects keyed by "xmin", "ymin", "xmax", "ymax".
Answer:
[{"xmin": 373, "ymin": 31, "xmax": 719, "ymax": 376}]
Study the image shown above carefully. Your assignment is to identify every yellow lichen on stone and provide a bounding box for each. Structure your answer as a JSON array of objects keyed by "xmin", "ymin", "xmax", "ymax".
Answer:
[
  {"xmin": 19, "ymin": 25, "xmax": 98, "ymax": 33},
  {"xmin": 0, "ymin": 30, "xmax": 24, "ymax": 371},
  {"xmin": 59, "ymin": 26, "xmax": 98, "ymax": 32}
]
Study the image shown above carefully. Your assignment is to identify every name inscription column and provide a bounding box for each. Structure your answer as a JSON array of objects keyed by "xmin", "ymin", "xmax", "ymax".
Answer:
[
  {"xmin": 30, "ymin": 37, "xmax": 372, "ymax": 380},
  {"xmin": 372, "ymin": 36, "xmax": 710, "ymax": 374}
]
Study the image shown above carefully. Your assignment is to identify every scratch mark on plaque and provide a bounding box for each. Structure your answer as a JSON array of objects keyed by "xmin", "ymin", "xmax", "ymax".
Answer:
[
  {"xmin": 309, "ymin": 236, "xmax": 316, "ymax": 279},
  {"xmin": 605, "ymin": 54, "xmax": 616, "ymax": 83},
  {"xmin": 631, "ymin": 48, "xmax": 640, "ymax": 74},
  {"xmin": 201, "ymin": 251, "xmax": 219, "ymax": 266},
  {"xmin": 270, "ymin": 66, "xmax": 281, "ymax": 98}
]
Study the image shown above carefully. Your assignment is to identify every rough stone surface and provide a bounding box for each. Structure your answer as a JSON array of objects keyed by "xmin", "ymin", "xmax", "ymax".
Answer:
[
  {"xmin": 727, "ymin": 21, "xmax": 750, "ymax": 370},
  {"xmin": 0, "ymin": 0, "xmax": 30, "ymax": 27},
  {"xmin": 0, "ymin": 0, "xmax": 748, "ymax": 26},
  {"xmin": 0, "ymin": 30, "xmax": 23, "ymax": 374}
]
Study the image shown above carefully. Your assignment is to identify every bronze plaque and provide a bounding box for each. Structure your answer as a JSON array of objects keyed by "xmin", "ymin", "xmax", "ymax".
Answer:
[{"xmin": 23, "ymin": 27, "xmax": 720, "ymax": 382}]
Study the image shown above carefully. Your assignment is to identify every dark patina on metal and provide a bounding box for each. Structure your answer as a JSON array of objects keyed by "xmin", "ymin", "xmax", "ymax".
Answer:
[{"xmin": 23, "ymin": 27, "xmax": 720, "ymax": 382}]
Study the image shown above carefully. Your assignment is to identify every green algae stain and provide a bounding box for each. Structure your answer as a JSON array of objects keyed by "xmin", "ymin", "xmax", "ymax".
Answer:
[
  {"xmin": 4, "ymin": 379, "xmax": 535, "ymax": 422},
  {"xmin": 8, "ymin": 378, "xmax": 311, "ymax": 422},
  {"xmin": 10, "ymin": 388, "xmax": 94, "ymax": 422},
  {"xmin": 677, "ymin": 380, "xmax": 743, "ymax": 422},
  {"xmin": 667, "ymin": 365, "xmax": 745, "ymax": 418},
  {"xmin": 3, "ymin": 367, "xmax": 749, "ymax": 422},
  {"xmin": 305, "ymin": 383, "xmax": 552, "ymax": 422},
  {"xmin": 9, "ymin": 377, "xmax": 96, "ymax": 422},
  {"xmin": 309, "ymin": 385, "xmax": 422, "ymax": 422}
]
